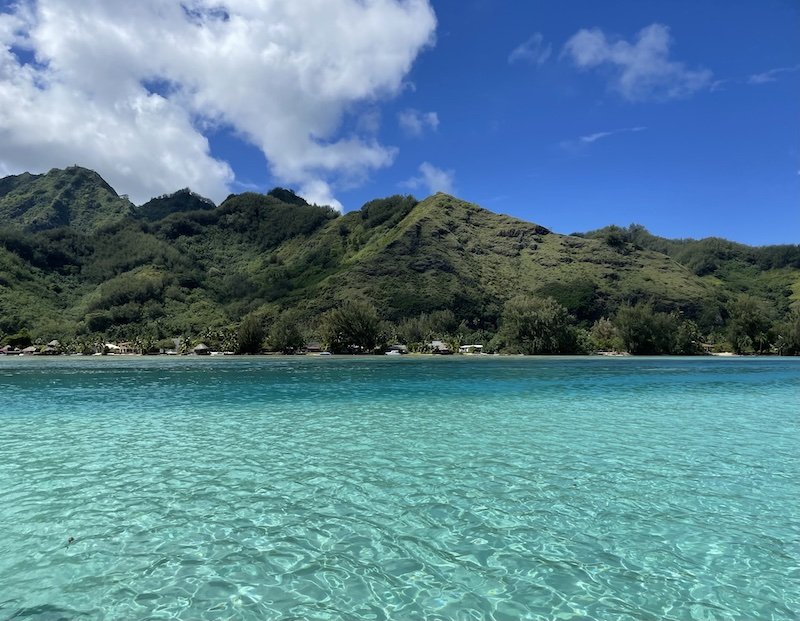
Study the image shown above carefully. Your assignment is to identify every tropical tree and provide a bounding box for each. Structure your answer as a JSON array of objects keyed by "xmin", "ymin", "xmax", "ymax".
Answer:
[
  {"xmin": 727, "ymin": 295, "xmax": 771, "ymax": 354},
  {"xmin": 673, "ymin": 318, "xmax": 704, "ymax": 355},
  {"xmin": 268, "ymin": 310, "xmax": 306, "ymax": 354},
  {"xmin": 613, "ymin": 302, "xmax": 675, "ymax": 355},
  {"xmin": 395, "ymin": 314, "xmax": 432, "ymax": 349},
  {"xmin": 497, "ymin": 296, "xmax": 575, "ymax": 354},
  {"xmin": 320, "ymin": 299, "xmax": 381, "ymax": 353},
  {"xmin": 236, "ymin": 312, "xmax": 265, "ymax": 354},
  {"xmin": 6, "ymin": 329, "xmax": 32, "ymax": 349},
  {"xmin": 589, "ymin": 317, "xmax": 621, "ymax": 351},
  {"xmin": 773, "ymin": 308, "xmax": 800, "ymax": 355}
]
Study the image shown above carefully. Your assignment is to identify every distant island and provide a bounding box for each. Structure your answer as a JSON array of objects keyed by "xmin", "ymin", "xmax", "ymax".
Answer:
[{"xmin": 1, "ymin": 166, "xmax": 798, "ymax": 356}]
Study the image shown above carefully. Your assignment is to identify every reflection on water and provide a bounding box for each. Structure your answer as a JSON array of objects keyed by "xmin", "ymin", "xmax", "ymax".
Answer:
[{"xmin": 1, "ymin": 357, "xmax": 798, "ymax": 620}]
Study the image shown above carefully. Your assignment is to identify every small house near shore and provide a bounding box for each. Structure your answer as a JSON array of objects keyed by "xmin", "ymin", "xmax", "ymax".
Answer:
[{"xmin": 429, "ymin": 340, "xmax": 452, "ymax": 355}]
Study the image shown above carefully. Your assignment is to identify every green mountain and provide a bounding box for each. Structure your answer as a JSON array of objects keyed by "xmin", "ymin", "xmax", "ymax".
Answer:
[
  {"xmin": 580, "ymin": 224, "xmax": 800, "ymax": 319},
  {"xmin": 0, "ymin": 167, "xmax": 797, "ymax": 352},
  {"xmin": 0, "ymin": 166, "xmax": 134, "ymax": 233},
  {"xmin": 274, "ymin": 194, "xmax": 720, "ymax": 323}
]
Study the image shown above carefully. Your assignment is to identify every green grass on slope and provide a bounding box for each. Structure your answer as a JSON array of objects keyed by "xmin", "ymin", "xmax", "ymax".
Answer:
[
  {"xmin": 0, "ymin": 167, "xmax": 134, "ymax": 233},
  {"xmin": 271, "ymin": 194, "xmax": 720, "ymax": 327},
  {"xmin": 0, "ymin": 168, "xmax": 792, "ymax": 341}
]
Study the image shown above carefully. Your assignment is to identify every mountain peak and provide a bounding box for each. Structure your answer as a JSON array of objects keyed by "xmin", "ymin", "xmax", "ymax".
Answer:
[
  {"xmin": 136, "ymin": 188, "xmax": 216, "ymax": 222},
  {"xmin": 414, "ymin": 192, "xmax": 551, "ymax": 236},
  {"xmin": 0, "ymin": 166, "xmax": 133, "ymax": 232},
  {"xmin": 267, "ymin": 187, "xmax": 309, "ymax": 206}
]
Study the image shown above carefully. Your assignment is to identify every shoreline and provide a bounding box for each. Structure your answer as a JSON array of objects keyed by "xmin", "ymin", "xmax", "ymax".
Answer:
[{"xmin": 2, "ymin": 352, "xmax": 794, "ymax": 361}]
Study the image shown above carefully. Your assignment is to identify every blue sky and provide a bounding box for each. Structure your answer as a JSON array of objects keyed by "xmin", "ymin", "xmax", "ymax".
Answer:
[
  {"xmin": 1, "ymin": 0, "xmax": 798, "ymax": 244},
  {"xmin": 341, "ymin": 0, "xmax": 800, "ymax": 244}
]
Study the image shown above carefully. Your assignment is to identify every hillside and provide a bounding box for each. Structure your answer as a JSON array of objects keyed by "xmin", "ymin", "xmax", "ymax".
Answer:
[
  {"xmin": 273, "ymin": 194, "xmax": 720, "ymax": 324},
  {"xmin": 0, "ymin": 167, "xmax": 797, "ymax": 353},
  {"xmin": 0, "ymin": 166, "xmax": 134, "ymax": 233},
  {"xmin": 581, "ymin": 224, "xmax": 800, "ymax": 318}
]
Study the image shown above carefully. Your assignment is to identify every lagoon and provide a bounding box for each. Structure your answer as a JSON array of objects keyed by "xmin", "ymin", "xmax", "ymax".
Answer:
[{"xmin": 0, "ymin": 356, "xmax": 798, "ymax": 620}]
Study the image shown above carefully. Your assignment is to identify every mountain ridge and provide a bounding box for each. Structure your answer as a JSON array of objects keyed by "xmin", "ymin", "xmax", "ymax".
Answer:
[
  {"xmin": 0, "ymin": 167, "xmax": 797, "ymax": 352},
  {"xmin": 0, "ymin": 166, "xmax": 134, "ymax": 233}
]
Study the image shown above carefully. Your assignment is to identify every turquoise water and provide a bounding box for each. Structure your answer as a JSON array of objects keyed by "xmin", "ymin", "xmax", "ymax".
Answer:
[{"xmin": 0, "ymin": 356, "xmax": 798, "ymax": 620}]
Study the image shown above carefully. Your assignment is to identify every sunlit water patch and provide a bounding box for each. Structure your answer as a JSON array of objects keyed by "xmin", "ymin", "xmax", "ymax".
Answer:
[{"xmin": 1, "ymin": 356, "xmax": 798, "ymax": 620}]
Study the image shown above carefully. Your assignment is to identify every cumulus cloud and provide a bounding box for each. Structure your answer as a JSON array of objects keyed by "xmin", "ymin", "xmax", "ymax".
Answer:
[
  {"xmin": 0, "ymin": 0, "xmax": 436, "ymax": 205},
  {"xmin": 398, "ymin": 108, "xmax": 439, "ymax": 137},
  {"xmin": 509, "ymin": 33, "xmax": 551, "ymax": 65},
  {"xmin": 562, "ymin": 24, "xmax": 712, "ymax": 101},
  {"xmin": 401, "ymin": 161, "xmax": 454, "ymax": 195}
]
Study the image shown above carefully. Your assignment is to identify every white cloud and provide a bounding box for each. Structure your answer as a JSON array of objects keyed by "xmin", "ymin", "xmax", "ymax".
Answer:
[
  {"xmin": 583, "ymin": 126, "xmax": 645, "ymax": 143},
  {"xmin": 562, "ymin": 24, "xmax": 712, "ymax": 101},
  {"xmin": 579, "ymin": 131, "xmax": 614, "ymax": 144},
  {"xmin": 401, "ymin": 161, "xmax": 454, "ymax": 195},
  {"xmin": 0, "ymin": 0, "xmax": 437, "ymax": 205},
  {"xmin": 748, "ymin": 65, "xmax": 800, "ymax": 85},
  {"xmin": 560, "ymin": 126, "xmax": 646, "ymax": 152},
  {"xmin": 298, "ymin": 179, "xmax": 343, "ymax": 212},
  {"xmin": 509, "ymin": 33, "xmax": 551, "ymax": 65},
  {"xmin": 398, "ymin": 108, "xmax": 439, "ymax": 137}
]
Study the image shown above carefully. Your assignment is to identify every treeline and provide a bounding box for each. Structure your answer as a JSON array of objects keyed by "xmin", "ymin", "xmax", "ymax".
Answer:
[{"xmin": 6, "ymin": 293, "xmax": 799, "ymax": 356}]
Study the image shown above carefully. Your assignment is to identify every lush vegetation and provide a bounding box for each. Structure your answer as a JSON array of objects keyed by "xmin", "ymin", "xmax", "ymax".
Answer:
[
  {"xmin": 580, "ymin": 224, "xmax": 800, "ymax": 319},
  {"xmin": 494, "ymin": 296, "xmax": 578, "ymax": 354},
  {"xmin": 1, "ymin": 167, "xmax": 798, "ymax": 355},
  {"xmin": 0, "ymin": 166, "xmax": 133, "ymax": 232},
  {"xmin": 612, "ymin": 303, "xmax": 703, "ymax": 355},
  {"xmin": 320, "ymin": 299, "xmax": 382, "ymax": 354}
]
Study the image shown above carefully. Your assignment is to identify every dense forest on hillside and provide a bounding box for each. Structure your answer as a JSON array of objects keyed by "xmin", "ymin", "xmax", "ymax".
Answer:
[{"xmin": 1, "ymin": 167, "xmax": 798, "ymax": 355}]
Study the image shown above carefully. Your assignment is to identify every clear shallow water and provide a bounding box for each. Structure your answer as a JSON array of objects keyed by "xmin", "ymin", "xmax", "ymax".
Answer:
[{"xmin": 0, "ymin": 356, "xmax": 798, "ymax": 621}]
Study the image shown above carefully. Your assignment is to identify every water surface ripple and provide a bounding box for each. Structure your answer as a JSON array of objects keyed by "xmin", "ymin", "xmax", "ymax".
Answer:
[{"xmin": 0, "ymin": 357, "xmax": 798, "ymax": 620}]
